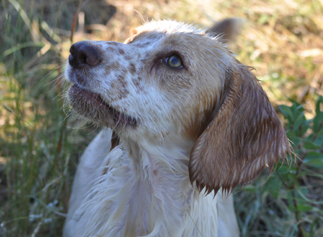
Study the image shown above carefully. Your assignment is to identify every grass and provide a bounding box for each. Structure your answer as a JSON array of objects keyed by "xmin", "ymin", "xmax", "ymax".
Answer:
[{"xmin": 0, "ymin": 0, "xmax": 322, "ymax": 236}]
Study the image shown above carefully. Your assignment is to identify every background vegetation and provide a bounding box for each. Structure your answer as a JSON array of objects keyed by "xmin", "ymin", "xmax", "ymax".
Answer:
[{"xmin": 1, "ymin": 0, "xmax": 322, "ymax": 236}]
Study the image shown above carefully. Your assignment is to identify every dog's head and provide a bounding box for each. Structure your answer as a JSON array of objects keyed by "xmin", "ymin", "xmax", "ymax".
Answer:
[{"xmin": 65, "ymin": 20, "xmax": 289, "ymax": 194}]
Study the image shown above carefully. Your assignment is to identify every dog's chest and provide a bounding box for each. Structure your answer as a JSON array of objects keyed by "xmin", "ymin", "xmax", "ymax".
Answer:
[{"xmin": 71, "ymin": 146, "xmax": 219, "ymax": 237}]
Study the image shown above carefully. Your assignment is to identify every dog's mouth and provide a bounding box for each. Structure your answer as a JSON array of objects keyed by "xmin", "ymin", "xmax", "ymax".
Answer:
[{"xmin": 68, "ymin": 84, "xmax": 137, "ymax": 126}]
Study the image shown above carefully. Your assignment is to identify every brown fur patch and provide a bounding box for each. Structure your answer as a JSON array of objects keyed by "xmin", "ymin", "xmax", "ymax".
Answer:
[
  {"xmin": 129, "ymin": 63, "xmax": 136, "ymax": 75},
  {"xmin": 108, "ymin": 47, "xmax": 116, "ymax": 53},
  {"xmin": 105, "ymin": 62, "xmax": 121, "ymax": 75},
  {"xmin": 118, "ymin": 48, "xmax": 125, "ymax": 55},
  {"xmin": 133, "ymin": 77, "xmax": 144, "ymax": 93},
  {"xmin": 116, "ymin": 73, "xmax": 126, "ymax": 82}
]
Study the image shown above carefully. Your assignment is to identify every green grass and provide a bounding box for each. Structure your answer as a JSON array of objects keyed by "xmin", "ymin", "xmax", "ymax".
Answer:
[{"xmin": 1, "ymin": 0, "xmax": 322, "ymax": 236}]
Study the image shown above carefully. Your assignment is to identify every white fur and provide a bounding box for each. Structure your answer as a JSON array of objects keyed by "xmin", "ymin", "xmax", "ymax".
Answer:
[{"xmin": 63, "ymin": 129, "xmax": 239, "ymax": 237}]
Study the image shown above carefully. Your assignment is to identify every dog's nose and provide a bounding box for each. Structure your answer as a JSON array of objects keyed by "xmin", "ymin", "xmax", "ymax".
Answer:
[{"xmin": 68, "ymin": 42, "xmax": 100, "ymax": 68}]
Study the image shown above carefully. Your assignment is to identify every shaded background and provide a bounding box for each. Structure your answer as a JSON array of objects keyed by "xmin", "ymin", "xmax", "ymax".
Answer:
[{"xmin": 0, "ymin": 0, "xmax": 322, "ymax": 236}]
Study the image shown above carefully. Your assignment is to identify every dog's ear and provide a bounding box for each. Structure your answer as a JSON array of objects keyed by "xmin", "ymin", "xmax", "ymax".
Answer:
[
  {"xmin": 206, "ymin": 18, "xmax": 244, "ymax": 43},
  {"xmin": 189, "ymin": 63, "xmax": 290, "ymax": 195}
]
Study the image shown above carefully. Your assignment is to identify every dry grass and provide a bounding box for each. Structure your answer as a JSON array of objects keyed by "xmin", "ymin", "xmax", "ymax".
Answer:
[{"xmin": 0, "ymin": 0, "xmax": 322, "ymax": 236}]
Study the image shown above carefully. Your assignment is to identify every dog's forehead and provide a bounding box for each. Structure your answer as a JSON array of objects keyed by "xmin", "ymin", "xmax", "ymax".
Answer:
[
  {"xmin": 128, "ymin": 20, "xmax": 205, "ymax": 44},
  {"xmin": 136, "ymin": 20, "xmax": 204, "ymax": 34}
]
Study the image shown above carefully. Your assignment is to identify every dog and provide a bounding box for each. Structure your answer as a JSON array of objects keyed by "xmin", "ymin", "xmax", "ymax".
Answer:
[{"xmin": 63, "ymin": 19, "xmax": 290, "ymax": 237}]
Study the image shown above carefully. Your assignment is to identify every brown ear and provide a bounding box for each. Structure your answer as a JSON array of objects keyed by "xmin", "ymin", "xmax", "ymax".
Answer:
[
  {"xmin": 189, "ymin": 63, "xmax": 290, "ymax": 195},
  {"xmin": 206, "ymin": 18, "xmax": 244, "ymax": 43}
]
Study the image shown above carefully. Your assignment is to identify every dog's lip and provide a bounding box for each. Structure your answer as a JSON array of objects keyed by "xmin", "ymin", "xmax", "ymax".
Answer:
[{"xmin": 69, "ymin": 84, "xmax": 137, "ymax": 126}]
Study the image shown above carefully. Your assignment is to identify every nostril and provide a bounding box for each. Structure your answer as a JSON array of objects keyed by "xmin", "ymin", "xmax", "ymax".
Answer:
[
  {"xmin": 68, "ymin": 42, "xmax": 100, "ymax": 68},
  {"xmin": 79, "ymin": 53, "xmax": 87, "ymax": 64}
]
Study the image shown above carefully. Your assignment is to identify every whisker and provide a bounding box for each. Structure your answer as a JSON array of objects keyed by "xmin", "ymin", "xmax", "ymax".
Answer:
[
  {"xmin": 39, "ymin": 64, "xmax": 64, "ymax": 83},
  {"xmin": 53, "ymin": 87, "xmax": 68, "ymax": 101}
]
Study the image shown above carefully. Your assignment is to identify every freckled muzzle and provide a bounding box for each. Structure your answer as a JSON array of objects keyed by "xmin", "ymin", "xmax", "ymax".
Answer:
[{"xmin": 68, "ymin": 81, "xmax": 137, "ymax": 127}]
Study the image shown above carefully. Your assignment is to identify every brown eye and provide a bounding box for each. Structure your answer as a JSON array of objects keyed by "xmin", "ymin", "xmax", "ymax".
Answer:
[{"xmin": 166, "ymin": 55, "xmax": 183, "ymax": 68}]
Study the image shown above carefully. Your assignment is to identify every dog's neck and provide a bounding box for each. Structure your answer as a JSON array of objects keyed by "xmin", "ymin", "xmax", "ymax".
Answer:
[
  {"xmin": 75, "ymin": 132, "xmax": 218, "ymax": 237},
  {"xmin": 121, "ymin": 135, "xmax": 218, "ymax": 236},
  {"xmin": 120, "ymin": 133, "xmax": 192, "ymax": 180}
]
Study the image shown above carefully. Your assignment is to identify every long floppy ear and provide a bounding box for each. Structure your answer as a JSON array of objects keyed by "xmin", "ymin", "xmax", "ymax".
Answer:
[{"xmin": 189, "ymin": 62, "xmax": 290, "ymax": 195}]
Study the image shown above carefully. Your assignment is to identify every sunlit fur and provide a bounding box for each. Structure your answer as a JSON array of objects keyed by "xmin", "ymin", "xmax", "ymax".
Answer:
[{"xmin": 63, "ymin": 20, "xmax": 289, "ymax": 237}]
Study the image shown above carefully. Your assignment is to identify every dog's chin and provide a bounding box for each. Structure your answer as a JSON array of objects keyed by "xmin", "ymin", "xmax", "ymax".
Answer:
[{"xmin": 68, "ymin": 84, "xmax": 137, "ymax": 128}]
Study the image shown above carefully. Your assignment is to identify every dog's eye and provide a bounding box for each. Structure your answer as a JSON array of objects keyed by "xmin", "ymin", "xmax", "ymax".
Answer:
[{"xmin": 166, "ymin": 55, "xmax": 183, "ymax": 68}]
